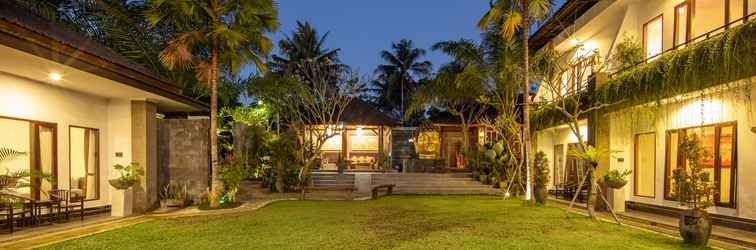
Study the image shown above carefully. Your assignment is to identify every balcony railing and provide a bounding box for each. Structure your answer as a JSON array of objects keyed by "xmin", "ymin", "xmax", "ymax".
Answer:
[{"xmin": 610, "ymin": 11, "xmax": 756, "ymax": 78}]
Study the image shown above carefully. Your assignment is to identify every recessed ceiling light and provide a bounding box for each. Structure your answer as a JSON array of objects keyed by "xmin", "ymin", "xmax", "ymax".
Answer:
[{"xmin": 49, "ymin": 72, "xmax": 62, "ymax": 81}]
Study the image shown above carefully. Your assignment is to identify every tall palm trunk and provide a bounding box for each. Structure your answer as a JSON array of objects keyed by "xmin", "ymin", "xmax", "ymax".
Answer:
[
  {"xmin": 209, "ymin": 43, "xmax": 222, "ymax": 208},
  {"xmin": 521, "ymin": 4, "xmax": 533, "ymax": 202}
]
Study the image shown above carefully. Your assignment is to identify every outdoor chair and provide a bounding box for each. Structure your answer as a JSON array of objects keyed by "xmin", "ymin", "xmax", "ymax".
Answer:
[
  {"xmin": 50, "ymin": 190, "xmax": 85, "ymax": 221},
  {"xmin": 0, "ymin": 195, "xmax": 32, "ymax": 233}
]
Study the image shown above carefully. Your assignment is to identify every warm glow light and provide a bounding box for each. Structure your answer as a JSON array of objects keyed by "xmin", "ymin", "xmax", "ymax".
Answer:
[
  {"xmin": 575, "ymin": 40, "xmax": 598, "ymax": 58},
  {"xmin": 676, "ymin": 98, "xmax": 724, "ymax": 127},
  {"xmin": 569, "ymin": 39, "xmax": 579, "ymax": 46},
  {"xmin": 408, "ymin": 138, "xmax": 414, "ymax": 143},
  {"xmin": 356, "ymin": 127, "xmax": 364, "ymax": 137},
  {"xmin": 257, "ymin": 100, "xmax": 263, "ymax": 105},
  {"xmin": 48, "ymin": 72, "xmax": 62, "ymax": 81}
]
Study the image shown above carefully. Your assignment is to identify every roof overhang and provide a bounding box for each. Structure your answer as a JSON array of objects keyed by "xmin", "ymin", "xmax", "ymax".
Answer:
[
  {"xmin": 529, "ymin": 0, "xmax": 600, "ymax": 52},
  {"xmin": 0, "ymin": 2, "xmax": 207, "ymax": 112}
]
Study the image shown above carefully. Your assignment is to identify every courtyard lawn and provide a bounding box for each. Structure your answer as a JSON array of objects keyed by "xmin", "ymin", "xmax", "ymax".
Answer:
[{"xmin": 43, "ymin": 196, "xmax": 706, "ymax": 250}]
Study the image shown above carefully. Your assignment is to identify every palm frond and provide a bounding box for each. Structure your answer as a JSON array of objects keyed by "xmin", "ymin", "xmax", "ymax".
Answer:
[{"xmin": 0, "ymin": 147, "xmax": 27, "ymax": 163}]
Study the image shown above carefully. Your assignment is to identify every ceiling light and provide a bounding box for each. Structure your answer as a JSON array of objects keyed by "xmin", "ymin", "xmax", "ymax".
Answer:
[{"xmin": 49, "ymin": 72, "xmax": 62, "ymax": 81}]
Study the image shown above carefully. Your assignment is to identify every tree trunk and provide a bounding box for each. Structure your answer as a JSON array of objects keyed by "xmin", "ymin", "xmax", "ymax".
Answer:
[
  {"xmin": 209, "ymin": 44, "xmax": 222, "ymax": 208},
  {"xmin": 460, "ymin": 115, "xmax": 470, "ymax": 163},
  {"xmin": 587, "ymin": 166, "xmax": 597, "ymax": 219},
  {"xmin": 521, "ymin": 7, "xmax": 534, "ymax": 202}
]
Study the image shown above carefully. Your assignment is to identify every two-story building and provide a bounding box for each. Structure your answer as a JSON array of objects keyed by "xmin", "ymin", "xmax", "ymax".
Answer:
[{"xmin": 531, "ymin": 0, "xmax": 756, "ymax": 222}]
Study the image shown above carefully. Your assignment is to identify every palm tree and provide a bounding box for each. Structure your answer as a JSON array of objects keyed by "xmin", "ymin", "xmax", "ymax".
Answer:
[
  {"xmin": 374, "ymin": 39, "xmax": 432, "ymax": 123},
  {"xmin": 270, "ymin": 21, "xmax": 346, "ymax": 77},
  {"xmin": 146, "ymin": 0, "xmax": 278, "ymax": 208},
  {"xmin": 478, "ymin": 0, "xmax": 552, "ymax": 202}
]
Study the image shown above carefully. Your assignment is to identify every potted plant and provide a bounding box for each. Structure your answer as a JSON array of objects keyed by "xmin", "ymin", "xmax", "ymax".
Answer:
[
  {"xmin": 109, "ymin": 162, "xmax": 143, "ymax": 217},
  {"xmin": 673, "ymin": 134, "xmax": 716, "ymax": 246},
  {"xmin": 533, "ymin": 151, "xmax": 550, "ymax": 204},
  {"xmin": 109, "ymin": 162, "xmax": 144, "ymax": 190},
  {"xmin": 600, "ymin": 169, "xmax": 632, "ymax": 189}
]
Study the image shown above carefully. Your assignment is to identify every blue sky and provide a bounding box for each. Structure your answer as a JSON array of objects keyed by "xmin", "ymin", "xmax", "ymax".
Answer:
[
  {"xmin": 240, "ymin": 0, "xmax": 566, "ymax": 104},
  {"xmin": 245, "ymin": 1, "xmax": 491, "ymax": 78}
]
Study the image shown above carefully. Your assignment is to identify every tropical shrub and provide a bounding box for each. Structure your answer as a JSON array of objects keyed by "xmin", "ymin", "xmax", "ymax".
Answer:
[
  {"xmin": 220, "ymin": 159, "xmax": 254, "ymax": 201},
  {"xmin": 264, "ymin": 135, "xmax": 300, "ymax": 192},
  {"xmin": 160, "ymin": 182, "xmax": 190, "ymax": 207},
  {"xmin": 673, "ymin": 134, "xmax": 716, "ymax": 210},
  {"xmin": 533, "ymin": 151, "xmax": 550, "ymax": 188},
  {"xmin": 611, "ymin": 33, "xmax": 644, "ymax": 70}
]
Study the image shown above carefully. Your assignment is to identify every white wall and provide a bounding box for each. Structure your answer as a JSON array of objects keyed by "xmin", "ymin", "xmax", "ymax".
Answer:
[
  {"xmin": 0, "ymin": 72, "xmax": 132, "ymax": 208},
  {"xmin": 609, "ymin": 78, "xmax": 756, "ymax": 219},
  {"xmin": 535, "ymin": 121, "xmax": 588, "ymax": 188}
]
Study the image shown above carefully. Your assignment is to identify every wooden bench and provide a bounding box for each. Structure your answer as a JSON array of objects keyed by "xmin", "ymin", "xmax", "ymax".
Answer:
[
  {"xmin": 371, "ymin": 184, "xmax": 396, "ymax": 199},
  {"xmin": 304, "ymin": 186, "xmax": 355, "ymax": 200}
]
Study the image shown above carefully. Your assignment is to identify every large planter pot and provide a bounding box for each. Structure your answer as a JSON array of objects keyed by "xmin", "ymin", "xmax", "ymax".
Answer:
[
  {"xmin": 604, "ymin": 179, "xmax": 627, "ymax": 189},
  {"xmin": 111, "ymin": 188, "xmax": 133, "ymax": 217},
  {"xmin": 679, "ymin": 209, "xmax": 712, "ymax": 246},
  {"xmin": 109, "ymin": 179, "xmax": 136, "ymax": 190},
  {"xmin": 534, "ymin": 185, "xmax": 547, "ymax": 204}
]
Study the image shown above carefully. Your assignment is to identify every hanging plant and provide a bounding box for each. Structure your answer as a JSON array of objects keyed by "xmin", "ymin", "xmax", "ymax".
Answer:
[{"xmin": 533, "ymin": 20, "xmax": 756, "ymax": 127}]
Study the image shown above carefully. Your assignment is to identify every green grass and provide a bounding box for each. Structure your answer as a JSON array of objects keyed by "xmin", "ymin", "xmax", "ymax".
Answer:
[{"xmin": 43, "ymin": 196, "xmax": 707, "ymax": 250}]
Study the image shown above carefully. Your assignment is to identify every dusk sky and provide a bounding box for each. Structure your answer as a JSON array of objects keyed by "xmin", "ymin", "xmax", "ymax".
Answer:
[
  {"xmin": 238, "ymin": 1, "xmax": 491, "ymax": 78},
  {"xmin": 251, "ymin": 1, "xmax": 567, "ymax": 77}
]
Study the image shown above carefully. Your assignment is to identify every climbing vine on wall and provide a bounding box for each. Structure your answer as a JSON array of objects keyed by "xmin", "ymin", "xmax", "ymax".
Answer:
[{"xmin": 532, "ymin": 19, "xmax": 756, "ymax": 129}]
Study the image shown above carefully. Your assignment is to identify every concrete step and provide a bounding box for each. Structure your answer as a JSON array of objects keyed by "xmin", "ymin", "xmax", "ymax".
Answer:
[
  {"xmin": 375, "ymin": 173, "xmax": 472, "ymax": 178},
  {"xmin": 394, "ymin": 188, "xmax": 503, "ymax": 195},
  {"xmin": 372, "ymin": 180, "xmax": 481, "ymax": 185},
  {"xmin": 393, "ymin": 184, "xmax": 494, "ymax": 189}
]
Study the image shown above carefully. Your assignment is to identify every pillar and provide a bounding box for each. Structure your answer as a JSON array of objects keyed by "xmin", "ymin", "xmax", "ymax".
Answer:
[{"xmin": 131, "ymin": 100, "xmax": 158, "ymax": 213}]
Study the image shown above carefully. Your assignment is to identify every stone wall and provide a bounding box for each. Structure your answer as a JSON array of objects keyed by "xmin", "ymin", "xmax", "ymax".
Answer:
[
  {"xmin": 157, "ymin": 118, "xmax": 210, "ymax": 199},
  {"xmin": 390, "ymin": 127, "xmax": 416, "ymax": 170}
]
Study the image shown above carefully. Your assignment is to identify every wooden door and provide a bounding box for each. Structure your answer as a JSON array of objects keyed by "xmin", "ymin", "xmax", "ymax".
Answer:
[{"xmin": 565, "ymin": 143, "xmax": 581, "ymax": 186}]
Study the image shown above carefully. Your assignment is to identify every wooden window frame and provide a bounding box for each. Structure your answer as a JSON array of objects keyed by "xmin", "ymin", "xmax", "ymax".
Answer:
[
  {"xmin": 674, "ymin": 1, "xmax": 691, "ymax": 47},
  {"xmin": 663, "ymin": 122, "xmax": 738, "ymax": 208},
  {"xmin": 643, "ymin": 14, "xmax": 664, "ymax": 59},
  {"xmin": 633, "ymin": 132, "xmax": 656, "ymax": 198},
  {"xmin": 1, "ymin": 115, "xmax": 58, "ymax": 201},
  {"xmin": 68, "ymin": 125, "xmax": 101, "ymax": 201}
]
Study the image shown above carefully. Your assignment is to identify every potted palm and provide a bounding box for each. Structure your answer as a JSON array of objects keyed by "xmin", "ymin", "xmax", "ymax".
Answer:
[
  {"xmin": 673, "ymin": 134, "xmax": 716, "ymax": 246},
  {"xmin": 109, "ymin": 162, "xmax": 143, "ymax": 217},
  {"xmin": 533, "ymin": 151, "xmax": 550, "ymax": 204}
]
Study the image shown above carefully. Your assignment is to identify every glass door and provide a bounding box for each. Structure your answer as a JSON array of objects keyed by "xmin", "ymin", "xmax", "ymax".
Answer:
[
  {"xmin": 70, "ymin": 126, "xmax": 99, "ymax": 200},
  {"xmin": 32, "ymin": 123, "xmax": 56, "ymax": 201}
]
